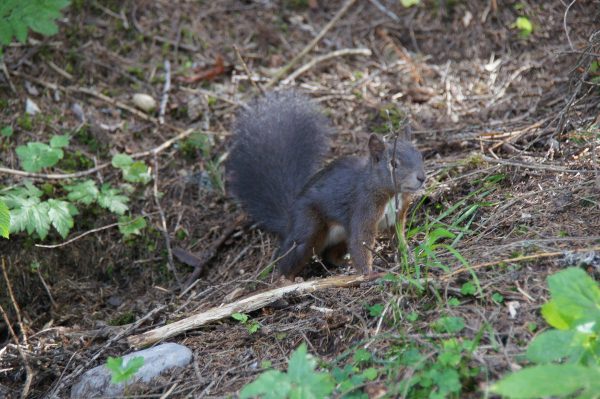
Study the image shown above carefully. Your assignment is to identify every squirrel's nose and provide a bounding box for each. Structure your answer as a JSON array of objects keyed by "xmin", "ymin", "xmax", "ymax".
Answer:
[{"xmin": 417, "ymin": 172, "xmax": 426, "ymax": 183}]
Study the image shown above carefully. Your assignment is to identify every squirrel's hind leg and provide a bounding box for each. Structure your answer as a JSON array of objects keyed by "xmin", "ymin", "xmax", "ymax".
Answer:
[
  {"xmin": 275, "ymin": 217, "xmax": 328, "ymax": 280},
  {"xmin": 322, "ymin": 241, "xmax": 348, "ymax": 267}
]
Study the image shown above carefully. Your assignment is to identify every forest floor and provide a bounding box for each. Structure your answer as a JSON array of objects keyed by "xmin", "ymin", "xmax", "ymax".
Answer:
[{"xmin": 1, "ymin": 0, "xmax": 599, "ymax": 398}]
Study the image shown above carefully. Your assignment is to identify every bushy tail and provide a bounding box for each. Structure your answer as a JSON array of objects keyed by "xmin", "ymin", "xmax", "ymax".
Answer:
[{"xmin": 227, "ymin": 91, "xmax": 332, "ymax": 236}]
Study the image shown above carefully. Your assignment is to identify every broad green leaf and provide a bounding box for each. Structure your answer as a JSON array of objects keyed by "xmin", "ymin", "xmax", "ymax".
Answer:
[
  {"xmin": 9, "ymin": 196, "xmax": 51, "ymax": 239},
  {"xmin": 47, "ymin": 199, "xmax": 74, "ymax": 239},
  {"xmin": 122, "ymin": 161, "xmax": 152, "ymax": 184},
  {"xmin": 362, "ymin": 367, "xmax": 378, "ymax": 381},
  {"xmin": 490, "ymin": 364, "xmax": 596, "ymax": 399},
  {"xmin": 400, "ymin": 0, "xmax": 420, "ymax": 7},
  {"xmin": 541, "ymin": 300, "xmax": 572, "ymax": 330},
  {"xmin": 64, "ymin": 180, "xmax": 99, "ymax": 205},
  {"xmin": 433, "ymin": 317, "xmax": 465, "ymax": 334},
  {"xmin": 106, "ymin": 356, "xmax": 144, "ymax": 384},
  {"xmin": 353, "ymin": 349, "xmax": 372, "ymax": 364},
  {"xmin": 0, "ymin": 200, "xmax": 9, "ymax": 238},
  {"xmin": 111, "ymin": 153, "xmax": 133, "ymax": 168},
  {"xmin": 97, "ymin": 185, "xmax": 129, "ymax": 215},
  {"xmin": 515, "ymin": 16, "xmax": 533, "ymax": 37},
  {"xmin": 287, "ymin": 344, "xmax": 334, "ymax": 398},
  {"xmin": 16, "ymin": 142, "xmax": 63, "ymax": 172},
  {"xmin": 526, "ymin": 330, "xmax": 576, "ymax": 363},
  {"xmin": 239, "ymin": 370, "xmax": 291, "ymax": 399},
  {"xmin": 546, "ymin": 268, "xmax": 600, "ymax": 327},
  {"xmin": 231, "ymin": 313, "xmax": 249, "ymax": 323},
  {"xmin": 49, "ymin": 134, "xmax": 70, "ymax": 148},
  {"xmin": 1, "ymin": 126, "xmax": 13, "ymax": 137},
  {"xmin": 118, "ymin": 216, "xmax": 146, "ymax": 239}
]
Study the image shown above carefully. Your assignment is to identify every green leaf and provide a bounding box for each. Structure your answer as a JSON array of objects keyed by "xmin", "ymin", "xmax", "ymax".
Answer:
[
  {"xmin": 97, "ymin": 184, "xmax": 129, "ymax": 215},
  {"xmin": 106, "ymin": 356, "xmax": 145, "ymax": 384},
  {"xmin": 490, "ymin": 364, "xmax": 597, "ymax": 399},
  {"xmin": 0, "ymin": 199, "xmax": 9, "ymax": 238},
  {"xmin": 491, "ymin": 292, "xmax": 504, "ymax": 304},
  {"xmin": 112, "ymin": 153, "xmax": 133, "ymax": 168},
  {"xmin": 9, "ymin": 196, "xmax": 50, "ymax": 239},
  {"xmin": 515, "ymin": 16, "xmax": 533, "ymax": 37},
  {"xmin": 433, "ymin": 317, "xmax": 465, "ymax": 334},
  {"xmin": 118, "ymin": 216, "xmax": 146, "ymax": 239},
  {"xmin": 232, "ymin": 312, "xmax": 249, "ymax": 323},
  {"xmin": 16, "ymin": 142, "xmax": 63, "ymax": 172},
  {"xmin": 362, "ymin": 367, "xmax": 378, "ymax": 381},
  {"xmin": 541, "ymin": 300, "xmax": 572, "ymax": 330},
  {"xmin": 47, "ymin": 199, "xmax": 74, "ymax": 239},
  {"xmin": 368, "ymin": 303, "xmax": 384, "ymax": 317},
  {"xmin": 353, "ymin": 349, "xmax": 372, "ymax": 364},
  {"xmin": 122, "ymin": 161, "xmax": 152, "ymax": 184},
  {"xmin": 1, "ymin": 126, "xmax": 13, "ymax": 137},
  {"xmin": 64, "ymin": 180, "xmax": 99, "ymax": 205},
  {"xmin": 239, "ymin": 370, "xmax": 291, "ymax": 399},
  {"xmin": 400, "ymin": 0, "xmax": 420, "ymax": 8},
  {"xmin": 49, "ymin": 134, "xmax": 70, "ymax": 148},
  {"xmin": 546, "ymin": 268, "xmax": 600, "ymax": 326},
  {"xmin": 287, "ymin": 344, "xmax": 335, "ymax": 398},
  {"xmin": 460, "ymin": 282, "xmax": 476, "ymax": 296},
  {"xmin": 526, "ymin": 330, "xmax": 583, "ymax": 364}
]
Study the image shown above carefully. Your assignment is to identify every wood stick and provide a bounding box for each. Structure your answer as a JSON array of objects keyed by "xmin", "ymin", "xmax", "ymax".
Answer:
[
  {"xmin": 127, "ymin": 272, "xmax": 384, "ymax": 348},
  {"xmin": 265, "ymin": 0, "xmax": 357, "ymax": 89}
]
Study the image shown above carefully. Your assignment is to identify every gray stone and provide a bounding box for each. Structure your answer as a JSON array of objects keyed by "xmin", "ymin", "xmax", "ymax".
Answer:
[{"xmin": 70, "ymin": 342, "xmax": 192, "ymax": 398}]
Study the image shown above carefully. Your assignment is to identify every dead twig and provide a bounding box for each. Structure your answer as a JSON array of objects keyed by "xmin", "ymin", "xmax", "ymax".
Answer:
[
  {"xmin": 1, "ymin": 259, "xmax": 33, "ymax": 399},
  {"xmin": 265, "ymin": 0, "xmax": 358, "ymax": 88},
  {"xmin": 481, "ymin": 155, "xmax": 596, "ymax": 174},
  {"xmin": 153, "ymin": 153, "xmax": 182, "ymax": 289},
  {"xmin": 34, "ymin": 222, "xmax": 120, "ymax": 248},
  {"xmin": 283, "ymin": 48, "xmax": 372, "ymax": 84},
  {"xmin": 233, "ymin": 45, "xmax": 264, "ymax": 95},
  {"xmin": 158, "ymin": 60, "xmax": 171, "ymax": 124},
  {"xmin": 48, "ymin": 305, "xmax": 167, "ymax": 398},
  {"xmin": 128, "ymin": 272, "xmax": 384, "ymax": 348},
  {"xmin": 442, "ymin": 245, "xmax": 600, "ymax": 280}
]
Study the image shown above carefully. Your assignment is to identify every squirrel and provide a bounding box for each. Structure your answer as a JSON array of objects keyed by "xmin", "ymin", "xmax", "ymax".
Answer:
[{"xmin": 227, "ymin": 91, "xmax": 425, "ymax": 279}]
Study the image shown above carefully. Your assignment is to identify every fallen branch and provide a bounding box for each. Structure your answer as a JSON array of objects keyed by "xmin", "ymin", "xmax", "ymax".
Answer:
[{"xmin": 127, "ymin": 272, "xmax": 384, "ymax": 348}]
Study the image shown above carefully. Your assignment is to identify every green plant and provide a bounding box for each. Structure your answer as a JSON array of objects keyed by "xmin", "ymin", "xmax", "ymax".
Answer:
[
  {"xmin": 232, "ymin": 312, "xmax": 261, "ymax": 334},
  {"xmin": 15, "ymin": 135, "xmax": 69, "ymax": 172},
  {"xmin": 0, "ymin": 0, "xmax": 70, "ymax": 54},
  {"xmin": 400, "ymin": 0, "xmax": 421, "ymax": 7},
  {"xmin": 0, "ymin": 199, "xmax": 9, "ymax": 238},
  {"xmin": 118, "ymin": 215, "xmax": 147, "ymax": 239},
  {"xmin": 1, "ymin": 126, "xmax": 13, "ymax": 138},
  {"xmin": 106, "ymin": 356, "xmax": 144, "ymax": 384},
  {"xmin": 111, "ymin": 154, "xmax": 152, "ymax": 184},
  {"xmin": 240, "ymin": 343, "xmax": 334, "ymax": 399},
  {"xmin": 514, "ymin": 16, "xmax": 533, "ymax": 38},
  {"xmin": 491, "ymin": 267, "xmax": 600, "ymax": 398},
  {"xmin": 183, "ymin": 132, "xmax": 225, "ymax": 192}
]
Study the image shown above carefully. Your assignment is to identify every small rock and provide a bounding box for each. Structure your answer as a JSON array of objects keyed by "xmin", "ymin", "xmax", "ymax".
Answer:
[
  {"xmin": 24, "ymin": 81, "xmax": 39, "ymax": 96},
  {"xmin": 25, "ymin": 98, "xmax": 40, "ymax": 115},
  {"xmin": 70, "ymin": 342, "xmax": 192, "ymax": 398},
  {"xmin": 71, "ymin": 103, "xmax": 86, "ymax": 123},
  {"xmin": 132, "ymin": 93, "xmax": 157, "ymax": 113}
]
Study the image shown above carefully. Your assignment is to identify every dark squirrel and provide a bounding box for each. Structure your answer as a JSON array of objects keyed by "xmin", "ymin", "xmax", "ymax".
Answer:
[{"xmin": 227, "ymin": 91, "xmax": 425, "ymax": 279}]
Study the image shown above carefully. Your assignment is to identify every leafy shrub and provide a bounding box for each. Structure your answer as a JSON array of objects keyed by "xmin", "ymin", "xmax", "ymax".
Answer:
[
  {"xmin": 106, "ymin": 356, "xmax": 144, "ymax": 384},
  {"xmin": 491, "ymin": 267, "xmax": 600, "ymax": 398},
  {"xmin": 0, "ymin": 0, "xmax": 71, "ymax": 53},
  {"xmin": 240, "ymin": 343, "xmax": 334, "ymax": 399}
]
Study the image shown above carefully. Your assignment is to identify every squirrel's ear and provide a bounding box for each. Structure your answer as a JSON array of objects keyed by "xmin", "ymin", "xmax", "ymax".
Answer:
[{"xmin": 368, "ymin": 134, "xmax": 385, "ymax": 161}]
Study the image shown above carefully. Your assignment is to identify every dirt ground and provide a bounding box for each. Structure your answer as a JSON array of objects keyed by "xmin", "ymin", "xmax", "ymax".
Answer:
[{"xmin": 1, "ymin": 0, "xmax": 599, "ymax": 398}]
